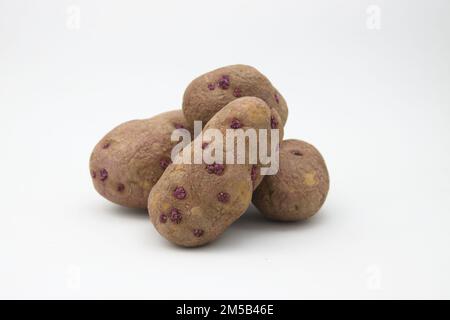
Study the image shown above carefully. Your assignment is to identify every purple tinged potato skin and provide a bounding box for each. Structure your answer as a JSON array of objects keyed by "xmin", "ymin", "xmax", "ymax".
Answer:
[
  {"xmin": 173, "ymin": 186, "xmax": 187, "ymax": 199},
  {"xmin": 217, "ymin": 192, "xmax": 230, "ymax": 203},
  {"xmin": 89, "ymin": 110, "xmax": 193, "ymax": 209},
  {"xmin": 206, "ymin": 163, "xmax": 225, "ymax": 175},
  {"xmin": 253, "ymin": 139, "xmax": 330, "ymax": 221},
  {"xmin": 148, "ymin": 97, "xmax": 281, "ymax": 247},
  {"xmin": 159, "ymin": 214, "xmax": 168, "ymax": 223},
  {"xmin": 169, "ymin": 208, "xmax": 183, "ymax": 224},
  {"xmin": 193, "ymin": 229, "xmax": 204, "ymax": 237},
  {"xmin": 182, "ymin": 64, "xmax": 288, "ymax": 127},
  {"xmin": 230, "ymin": 118, "xmax": 242, "ymax": 129}
]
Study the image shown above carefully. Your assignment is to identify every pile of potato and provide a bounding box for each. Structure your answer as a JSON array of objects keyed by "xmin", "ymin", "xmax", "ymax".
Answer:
[{"xmin": 90, "ymin": 65, "xmax": 329, "ymax": 247}]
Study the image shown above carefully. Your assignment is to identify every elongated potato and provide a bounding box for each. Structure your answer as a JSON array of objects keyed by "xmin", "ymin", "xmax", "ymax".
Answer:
[
  {"xmin": 182, "ymin": 64, "xmax": 288, "ymax": 127},
  {"xmin": 148, "ymin": 97, "xmax": 280, "ymax": 247},
  {"xmin": 89, "ymin": 110, "xmax": 192, "ymax": 209},
  {"xmin": 253, "ymin": 139, "xmax": 329, "ymax": 221}
]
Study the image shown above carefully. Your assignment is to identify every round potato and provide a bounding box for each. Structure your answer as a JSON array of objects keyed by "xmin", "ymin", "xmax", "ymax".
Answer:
[
  {"xmin": 182, "ymin": 64, "xmax": 288, "ymax": 127},
  {"xmin": 253, "ymin": 139, "xmax": 329, "ymax": 221},
  {"xmin": 89, "ymin": 110, "xmax": 193, "ymax": 209},
  {"xmin": 148, "ymin": 97, "xmax": 280, "ymax": 247}
]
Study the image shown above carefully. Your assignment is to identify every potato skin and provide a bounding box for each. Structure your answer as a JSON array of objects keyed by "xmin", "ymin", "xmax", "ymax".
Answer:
[
  {"xmin": 89, "ymin": 110, "xmax": 192, "ymax": 209},
  {"xmin": 253, "ymin": 139, "xmax": 329, "ymax": 221},
  {"xmin": 182, "ymin": 64, "xmax": 288, "ymax": 127},
  {"xmin": 148, "ymin": 97, "xmax": 278, "ymax": 247}
]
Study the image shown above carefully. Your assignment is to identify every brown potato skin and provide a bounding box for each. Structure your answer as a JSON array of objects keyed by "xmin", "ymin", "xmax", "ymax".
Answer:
[
  {"xmin": 253, "ymin": 139, "xmax": 329, "ymax": 221},
  {"xmin": 182, "ymin": 64, "xmax": 288, "ymax": 127},
  {"xmin": 148, "ymin": 97, "xmax": 279, "ymax": 247},
  {"xmin": 89, "ymin": 110, "xmax": 193, "ymax": 209}
]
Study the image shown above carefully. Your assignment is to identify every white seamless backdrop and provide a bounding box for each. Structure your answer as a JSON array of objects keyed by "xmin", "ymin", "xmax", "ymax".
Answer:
[{"xmin": 0, "ymin": 0, "xmax": 449, "ymax": 299}]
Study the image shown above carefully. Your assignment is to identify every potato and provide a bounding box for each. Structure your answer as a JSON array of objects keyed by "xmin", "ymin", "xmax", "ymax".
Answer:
[
  {"xmin": 253, "ymin": 139, "xmax": 329, "ymax": 221},
  {"xmin": 148, "ymin": 97, "xmax": 280, "ymax": 247},
  {"xmin": 182, "ymin": 64, "xmax": 288, "ymax": 128},
  {"xmin": 89, "ymin": 110, "xmax": 193, "ymax": 209}
]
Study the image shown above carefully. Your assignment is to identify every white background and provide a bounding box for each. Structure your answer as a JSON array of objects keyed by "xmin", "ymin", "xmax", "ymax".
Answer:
[{"xmin": 1, "ymin": 0, "xmax": 450, "ymax": 299}]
